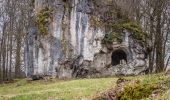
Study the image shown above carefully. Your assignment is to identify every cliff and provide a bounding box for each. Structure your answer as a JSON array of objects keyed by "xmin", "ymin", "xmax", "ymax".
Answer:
[{"xmin": 24, "ymin": 0, "xmax": 148, "ymax": 78}]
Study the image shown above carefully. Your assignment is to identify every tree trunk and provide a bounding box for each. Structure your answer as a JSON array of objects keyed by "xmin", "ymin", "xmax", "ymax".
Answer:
[
  {"xmin": 15, "ymin": 33, "xmax": 22, "ymax": 78},
  {"xmin": 155, "ymin": 1, "xmax": 164, "ymax": 72}
]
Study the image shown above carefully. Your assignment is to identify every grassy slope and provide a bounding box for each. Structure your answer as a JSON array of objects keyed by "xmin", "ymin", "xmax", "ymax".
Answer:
[
  {"xmin": 123, "ymin": 74, "xmax": 170, "ymax": 100},
  {"xmin": 0, "ymin": 78, "xmax": 117, "ymax": 100},
  {"xmin": 156, "ymin": 89, "xmax": 170, "ymax": 100},
  {"xmin": 0, "ymin": 74, "xmax": 170, "ymax": 100}
]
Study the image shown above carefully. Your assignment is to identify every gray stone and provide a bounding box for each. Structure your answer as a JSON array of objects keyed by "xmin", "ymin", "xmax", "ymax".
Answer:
[{"xmin": 24, "ymin": 0, "xmax": 148, "ymax": 78}]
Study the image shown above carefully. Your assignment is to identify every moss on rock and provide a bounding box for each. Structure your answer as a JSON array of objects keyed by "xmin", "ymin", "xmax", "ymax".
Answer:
[
  {"xmin": 102, "ymin": 32, "xmax": 122, "ymax": 44},
  {"xmin": 61, "ymin": 39, "xmax": 67, "ymax": 56},
  {"xmin": 116, "ymin": 82, "xmax": 159, "ymax": 100},
  {"xmin": 35, "ymin": 7, "xmax": 53, "ymax": 37},
  {"xmin": 102, "ymin": 21, "xmax": 148, "ymax": 47}
]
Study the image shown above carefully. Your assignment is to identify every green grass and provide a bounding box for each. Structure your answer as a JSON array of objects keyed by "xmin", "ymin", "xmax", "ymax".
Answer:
[
  {"xmin": 117, "ymin": 74, "xmax": 170, "ymax": 100},
  {"xmin": 92, "ymin": 74, "xmax": 170, "ymax": 100},
  {"xmin": 0, "ymin": 78, "xmax": 117, "ymax": 100},
  {"xmin": 155, "ymin": 89, "xmax": 170, "ymax": 100},
  {"xmin": 0, "ymin": 74, "xmax": 170, "ymax": 100}
]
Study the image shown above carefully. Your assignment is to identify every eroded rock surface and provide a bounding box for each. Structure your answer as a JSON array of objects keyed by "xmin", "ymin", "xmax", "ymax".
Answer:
[{"xmin": 24, "ymin": 0, "xmax": 148, "ymax": 78}]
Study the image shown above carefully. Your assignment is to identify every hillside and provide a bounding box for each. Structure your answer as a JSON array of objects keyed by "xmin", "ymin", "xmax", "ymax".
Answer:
[
  {"xmin": 0, "ymin": 74, "xmax": 170, "ymax": 100},
  {"xmin": 0, "ymin": 0, "xmax": 170, "ymax": 100}
]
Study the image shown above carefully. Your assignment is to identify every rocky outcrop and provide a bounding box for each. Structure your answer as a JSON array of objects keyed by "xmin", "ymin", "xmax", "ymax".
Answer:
[
  {"xmin": 24, "ymin": 0, "xmax": 148, "ymax": 78},
  {"xmin": 56, "ymin": 30, "xmax": 148, "ymax": 78}
]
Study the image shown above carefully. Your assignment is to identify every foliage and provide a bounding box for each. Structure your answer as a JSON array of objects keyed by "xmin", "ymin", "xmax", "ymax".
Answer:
[
  {"xmin": 102, "ymin": 21, "xmax": 148, "ymax": 46},
  {"xmin": 116, "ymin": 82, "xmax": 159, "ymax": 99},
  {"xmin": 89, "ymin": 1, "xmax": 147, "ymax": 46},
  {"xmin": 35, "ymin": 7, "xmax": 53, "ymax": 37},
  {"xmin": 116, "ymin": 22, "xmax": 147, "ymax": 46},
  {"xmin": 116, "ymin": 74, "xmax": 170, "ymax": 100},
  {"xmin": 102, "ymin": 32, "xmax": 122, "ymax": 44}
]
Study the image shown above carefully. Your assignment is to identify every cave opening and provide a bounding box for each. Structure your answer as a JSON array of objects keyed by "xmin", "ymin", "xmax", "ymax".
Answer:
[{"xmin": 111, "ymin": 49, "xmax": 127, "ymax": 66}]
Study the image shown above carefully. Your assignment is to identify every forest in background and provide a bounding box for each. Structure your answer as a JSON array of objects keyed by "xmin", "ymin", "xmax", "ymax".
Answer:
[{"xmin": 0, "ymin": 0, "xmax": 170, "ymax": 83}]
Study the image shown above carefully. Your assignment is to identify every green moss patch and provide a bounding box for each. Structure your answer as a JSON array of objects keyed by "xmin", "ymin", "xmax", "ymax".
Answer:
[
  {"xmin": 114, "ymin": 22, "xmax": 148, "ymax": 46},
  {"xmin": 102, "ymin": 32, "xmax": 122, "ymax": 44},
  {"xmin": 102, "ymin": 21, "xmax": 148, "ymax": 46},
  {"xmin": 117, "ymin": 81, "xmax": 159, "ymax": 99},
  {"xmin": 35, "ymin": 7, "xmax": 53, "ymax": 37},
  {"xmin": 61, "ymin": 39, "xmax": 67, "ymax": 56},
  {"xmin": 117, "ymin": 74, "xmax": 170, "ymax": 100},
  {"xmin": 103, "ymin": 21, "xmax": 147, "ymax": 47},
  {"xmin": 92, "ymin": 74, "xmax": 170, "ymax": 100}
]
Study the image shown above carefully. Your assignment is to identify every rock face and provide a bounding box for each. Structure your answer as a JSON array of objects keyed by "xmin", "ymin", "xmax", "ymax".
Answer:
[{"xmin": 24, "ymin": 0, "xmax": 148, "ymax": 78}]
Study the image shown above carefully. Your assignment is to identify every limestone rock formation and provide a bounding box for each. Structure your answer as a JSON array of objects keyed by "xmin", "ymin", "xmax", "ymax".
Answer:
[{"xmin": 24, "ymin": 0, "xmax": 148, "ymax": 78}]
